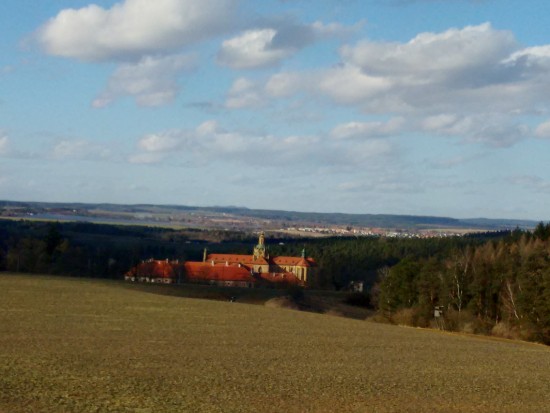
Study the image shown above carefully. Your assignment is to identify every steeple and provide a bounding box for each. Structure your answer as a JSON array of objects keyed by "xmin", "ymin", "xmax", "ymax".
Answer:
[
  {"xmin": 301, "ymin": 248, "xmax": 306, "ymax": 258},
  {"xmin": 253, "ymin": 231, "xmax": 268, "ymax": 260}
]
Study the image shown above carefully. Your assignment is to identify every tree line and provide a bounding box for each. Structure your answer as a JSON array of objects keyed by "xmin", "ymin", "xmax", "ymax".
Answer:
[
  {"xmin": 1, "ymin": 219, "xmax": 548, "ymax": 343},
  {"xmin": 371, "ymin": 223, "xmax": 550, "ymax": 344}
]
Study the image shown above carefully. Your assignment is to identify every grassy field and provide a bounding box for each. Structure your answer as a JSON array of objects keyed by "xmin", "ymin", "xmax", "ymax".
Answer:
[{"xmin": 1, "ymin": 274, "xmax": 549, "ymax": 413}]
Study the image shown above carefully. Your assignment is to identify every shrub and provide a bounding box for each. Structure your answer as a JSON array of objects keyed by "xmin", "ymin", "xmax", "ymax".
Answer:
[
  {"xmin": 444, "ymin": 309, "xmax": 489, "ymax": 334},
  {"xmin": 491, "ymin": 322, "xmax": 517, "ymax": 339},
  {"xmin": 391, "ymin": 307, "xmax": 417, "ymax": 326}
]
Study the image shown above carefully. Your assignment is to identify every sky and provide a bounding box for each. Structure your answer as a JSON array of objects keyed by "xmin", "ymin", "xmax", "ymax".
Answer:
[{"xmin": 1, "ymin": 0, "xmax": 550, "ymax": 220}]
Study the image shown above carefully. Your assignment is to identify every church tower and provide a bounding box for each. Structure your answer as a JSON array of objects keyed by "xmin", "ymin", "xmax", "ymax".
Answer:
[{"xmin": 253, "ymin": 231, "xmax": 268, "ymax": 260}]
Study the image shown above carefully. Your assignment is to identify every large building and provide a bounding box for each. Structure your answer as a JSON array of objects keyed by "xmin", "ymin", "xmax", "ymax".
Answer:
[{"xmin": 125, "ymin": 232, "xmax": 316, "ymax": 287}]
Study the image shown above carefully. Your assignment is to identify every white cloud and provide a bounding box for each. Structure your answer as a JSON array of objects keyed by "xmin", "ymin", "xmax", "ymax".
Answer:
[
  {"xmin": 331, "ymin": 118, "xmax": 404, "ymax": 139},
  {"xmin": 234, "ymin": 24, "xmax": 544, "ymax": 115},
  {"xmin": 421, "ymin": 114, "xmax": 460, "ymax": 132},
  {"xmin": 218, "ymin": 21, "xmax": 355, "ymax": 69},
  {"xmin": 225, "ymin": 23, "xmax": 550, "ymax": 147},
  {"xmin": 264, "ymin": 72, "xmax": 303, "ymax": 97},
  {"xmin": 421, "ymin": 114, "xmax": 530, "ymax": 147},
  {"xmin": 37, "ymin": 0, "xmax": 235, "ymax": 62},
  {"xmin": 505, "ymin": 45, "xmax": 550, "ymax": 67},
  {"xmin": 225, "ymin": 78, "xmax": 267, "ymax": 109},
  {"xmin": 320, "ymin": 23, "xmax": 525, "ymax": 113},
  {"xmin": 341, "ymin": 23, "xmax": 516, "ymax": 78},
  {"xmin": 343, "ymin": 140, "xmax": 394, "ymax": 163},
  {"xmin": 52, "ymin": 139, "xmax": 111, "ymax": 160},
  {"xmin": 138, "ymin": 120, "xmax": 317, "ymax": 160},
  {"xmin": 138, "ymin": 130, "xmax": 187, "ymax": 152},
  {"xmin": 130, "ymin": 120, "xmax": 395, "ymax": 168},
  {"xmin": 218, "ymin": 29, "xmax": 294, "ymax": 69},
  {"xmin": 535, "ymin": 120, "xmax": 550, "ymax": 139},
  {"xmin": 317, "ymin": 65, "xmax": 393, "ymax": 105},
  {"xmin": 93, "ymin": 54, "xmax": 195, "ymax": 107}
]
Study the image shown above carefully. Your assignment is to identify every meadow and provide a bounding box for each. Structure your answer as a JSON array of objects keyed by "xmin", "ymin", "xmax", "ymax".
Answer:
[{"xmin": 1, "ymin": 274, "xmax": 549, "ymax": 413}]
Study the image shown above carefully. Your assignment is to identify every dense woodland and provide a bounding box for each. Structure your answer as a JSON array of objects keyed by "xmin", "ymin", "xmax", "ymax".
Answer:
[
  {"xmin": 372, "ymin": 223, "xmax": 550, "ymax": 344},
  {"xmin": 1, "ymin": 219, "xmax": 548, "ymax": 343}
]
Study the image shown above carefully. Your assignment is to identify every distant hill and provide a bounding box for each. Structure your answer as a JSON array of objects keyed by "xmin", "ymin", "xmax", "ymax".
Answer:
[{"xmin": 0, "ymin": 200, "xmax": 539, "ymax": 230}]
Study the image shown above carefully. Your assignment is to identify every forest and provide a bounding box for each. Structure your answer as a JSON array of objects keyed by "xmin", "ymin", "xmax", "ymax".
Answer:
[
  {"xmin": 372, "ymin": 223, "xmax": 550, "ymax": 344},
  {"xmin": 0, "ymin": 219, "xmax": 548, "ymax": 343}
]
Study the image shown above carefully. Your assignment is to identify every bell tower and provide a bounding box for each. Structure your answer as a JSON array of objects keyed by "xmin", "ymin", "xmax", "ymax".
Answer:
[{"xmin": 253, "ymin": 231, "xmax": 268, "ymax": 260}]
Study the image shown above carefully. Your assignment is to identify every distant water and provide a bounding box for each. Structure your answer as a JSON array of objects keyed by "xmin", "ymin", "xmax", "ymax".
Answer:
[{"xmin": 31, "ymin": 213, "xmax": 167, "ymax": 227}]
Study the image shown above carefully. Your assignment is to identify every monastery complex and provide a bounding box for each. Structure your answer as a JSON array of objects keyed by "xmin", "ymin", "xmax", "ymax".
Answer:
[{"xmin": 125, "ymin": 232, "xmax": 316, "ymax": 287}]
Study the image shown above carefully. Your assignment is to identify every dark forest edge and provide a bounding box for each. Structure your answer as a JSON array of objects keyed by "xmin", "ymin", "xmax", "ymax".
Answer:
[{"xmin": 0, "ymin": 219, "xmax": 548, "ymax": 344}]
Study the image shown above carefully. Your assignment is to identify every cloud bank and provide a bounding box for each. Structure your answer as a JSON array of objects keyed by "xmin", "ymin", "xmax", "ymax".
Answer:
[
  {"xmin": 227, "ymin": 23, "xmax": 550, "ymax": 147},
  {"xmin": 129, "ymin": 120, "xmax": 394, "ymax": 169}
]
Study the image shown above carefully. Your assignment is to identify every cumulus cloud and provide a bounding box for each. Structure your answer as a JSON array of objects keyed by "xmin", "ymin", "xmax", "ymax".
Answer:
[
  {"xmin": 341, "ymin": 23, "xmax": 516, "ymax": 79},
  {"xmin": 218, "ymin": 29, "xmax": 294, "ymax": 69},
  {"xmin": 218, "ymin": 21, "xmax": 355, "ymax": 69},
  {"xmin": 51, "ymin": 139, "xmax": 111, "ymax": 160},
  {"xmin": 36, "ymin": 0, "xmax": 235, "ymax": 107},
  {"xmin": 225, "ymin": 78, "xmax": 267, "ymax": 108},
  {"xmin": 317, "ymin": 23, "xmax": 527, "ymax": 113},
  {"xmin": 129, "ymin": 120, "xmax": 395, "ymax": 168},
  {"xmin": 227, "ymin": 23, "xmax": 550, "ymax": 147},
  {"xmin": 37, "ymin": 0, "xmax": 236, "ymax": 62},
  {"xmin": 132, "ymin": 120, "xmax": 320, "ymax": 164},
  {"xmin": 93, "ymin": 54, "xmax": 195, "ymax": 107}
]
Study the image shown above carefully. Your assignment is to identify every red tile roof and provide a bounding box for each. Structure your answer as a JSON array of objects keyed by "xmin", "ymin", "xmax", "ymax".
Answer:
[
  {"xmin": 272, "ymin": 256, "xmax": 315, "ymax": 267},
  {"xmin": 206, "ymin": 254, "xmax": 255, "ymax": 265},
  {"xmin": 253, "ymin": 256, "xmax": 269, "ymax": 265},
  {"xmin": 258, "ymin": 271, "xmax": 303, "ymax": 285},
  {"xmin": 184, "ymin": 262, "xmax": 254, "ymax": 282},
  {"xmin": 126, "ymin": 250, "xmax": 313, "ymax": 287},
  {"xmin": 126, "ymin": 260, "xmax": 178, "ymax": 279}
]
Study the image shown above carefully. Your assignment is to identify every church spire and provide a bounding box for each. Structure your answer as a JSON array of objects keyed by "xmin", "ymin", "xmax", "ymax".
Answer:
[{"xmin": 253, "ymin": 231, "xmax": 267, "ymax": 259}]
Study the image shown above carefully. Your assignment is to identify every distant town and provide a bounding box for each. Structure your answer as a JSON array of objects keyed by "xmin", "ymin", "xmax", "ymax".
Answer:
[{"xmin": 0, "ymin": 200, "xmax": 535, "ymax": 239}]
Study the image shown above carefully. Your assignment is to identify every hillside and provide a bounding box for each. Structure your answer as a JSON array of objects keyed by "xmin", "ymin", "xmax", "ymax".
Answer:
[
  {"xmin": 1, "ymin": 274, "xmax": 549, "ymax": 413},
  {"xmin": 0, "ymin": 200, "xmax": 538, "ymax": 231}
]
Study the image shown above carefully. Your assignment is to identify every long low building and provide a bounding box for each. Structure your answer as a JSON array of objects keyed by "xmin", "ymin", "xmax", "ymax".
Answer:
[{"xmin": 125, "ymin": 232, "xmax": 316, "ymax": 287}]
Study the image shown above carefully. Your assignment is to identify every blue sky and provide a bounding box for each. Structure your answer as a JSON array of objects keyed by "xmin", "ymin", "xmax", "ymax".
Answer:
[{"xmin": 1, "ymin": 0, "xmax": 550, "ymax": 220}]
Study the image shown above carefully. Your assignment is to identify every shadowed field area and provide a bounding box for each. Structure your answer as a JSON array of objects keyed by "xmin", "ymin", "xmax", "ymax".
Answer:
[{"xmin": 1, "ymin": 274, "xmax": 549, "ymax": 413}]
